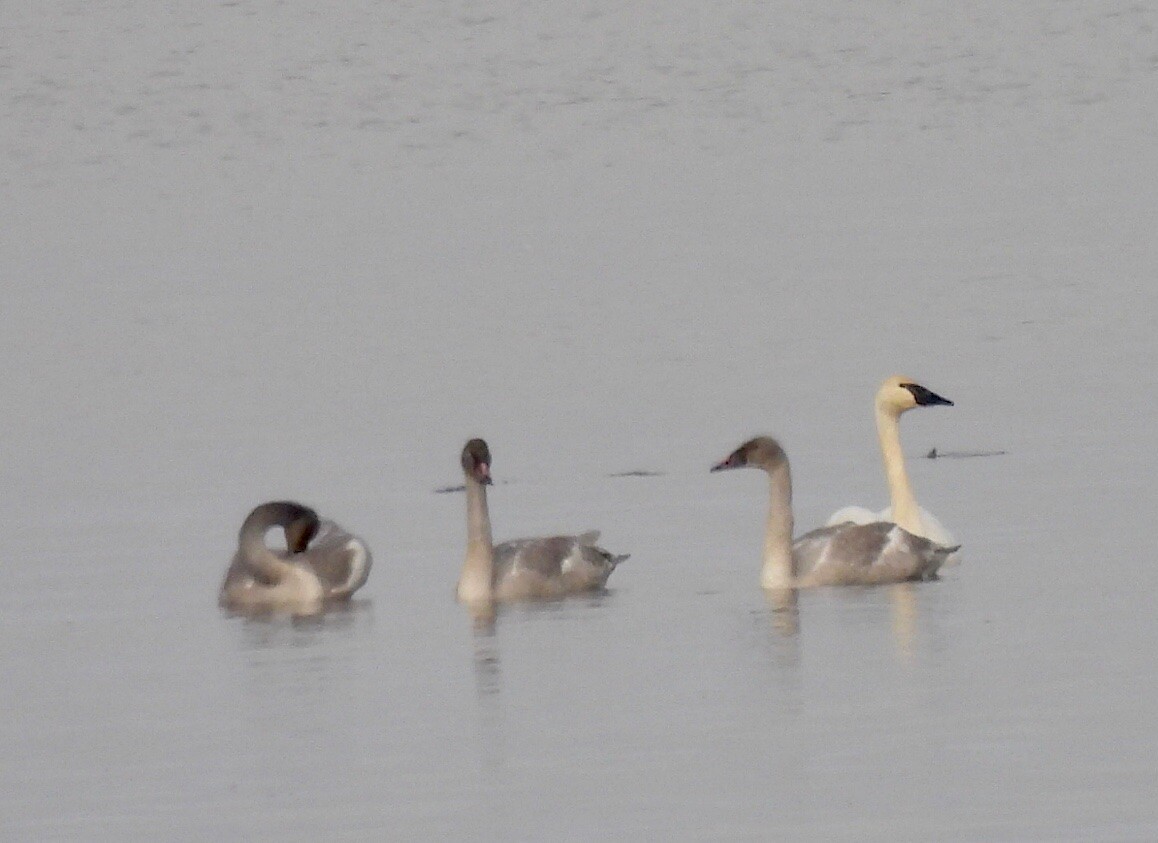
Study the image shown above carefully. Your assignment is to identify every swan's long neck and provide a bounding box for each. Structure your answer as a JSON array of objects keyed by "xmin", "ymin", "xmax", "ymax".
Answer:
[
  {"xmin": 458, "ymin": 477, "xmax": 495, "ymax": 603},
  {"xmin": 239, "ymin": 509, "xmax": 297, "ymax": 584},
  {"xmin": 761, "ymin": 460, "xmax": 796, "ymax": 589},
  {"xmin": 875, "ymin": 404, "xmax": 924, "ymax": 535}
]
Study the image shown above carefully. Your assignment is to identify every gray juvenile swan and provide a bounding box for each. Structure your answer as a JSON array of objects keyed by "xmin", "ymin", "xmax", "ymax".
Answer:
[
  {"xmin": 455, "ymin": 438, "xmax": 628, "ymax": 604},
  {"xmin": 826, "ymin": 375, "xmax": 957, "ymax": 549},
  {"xmin": 712, "ymin": 437, "xmax": 957, "ymax": 588},
  {"xmin": 219, "ymin": 501, "xmax": 372, "ymax": 613}
]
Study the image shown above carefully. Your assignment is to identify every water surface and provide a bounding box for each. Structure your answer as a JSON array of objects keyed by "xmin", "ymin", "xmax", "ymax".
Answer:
[{"xmin": 2, "ymin": 2, "xmax": 1157, "ymax": 839}]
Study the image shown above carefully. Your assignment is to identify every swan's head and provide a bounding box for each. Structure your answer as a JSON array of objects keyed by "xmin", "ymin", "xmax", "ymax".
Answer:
[
  {"xmin": 242, "ymin": 501, "xmax": 320, "ymax": 553},
  {"xmin": 877, "ymin": 375, "xmax": 954, "ymax": 415},
  {"xmin": 283, "ymin": 506, "xmax": 321, "ymax": 554},
  {"xmin": 461, "ymin": 438, "xmax": 493, "ymax": 485},
  {"xmin": 711, "ymin": 436, "xmax": 787, "ymax": 473}
]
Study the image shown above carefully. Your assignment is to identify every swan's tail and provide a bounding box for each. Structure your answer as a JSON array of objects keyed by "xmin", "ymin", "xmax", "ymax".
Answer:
[
  {"xmin": 939, "ymin": 544, "xmax": 964, "ymax": 568},
  {"xmin": 923, "ymin": 544, "xmax": 962, "ymax": 579},
  {"xmin": 576, "ymin": 531, "xmax": 629, "ymax": 571}
]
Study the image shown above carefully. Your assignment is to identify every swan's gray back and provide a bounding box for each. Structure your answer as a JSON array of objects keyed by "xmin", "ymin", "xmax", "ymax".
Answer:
[
  {"xmin": 792, "ymin": 521, "xmax": 955, "ymax": 586},
  {"xmin": 494, "ymin": 530, "xmax": 628, "ymax": 594},
  {"xmin": 300, "ymin": 519, "xmax": 373, "ymax": 598}
]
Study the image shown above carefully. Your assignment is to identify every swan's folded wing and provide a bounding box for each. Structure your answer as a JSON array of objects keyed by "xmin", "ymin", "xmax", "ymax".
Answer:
[
  {"xmin": 494, "ymin": 536, "xmax": 574, "ymax": 578},
  {"xmin": 792, "ymin": 523, "xmax": 864, "ymax": 577},
  {"xmin": 495, "ymin": 533, "xmax": 624, "ymax": 592},
  {"xmin": 300, "ymin": 520, "xmax": 373, "ymax": 597},
  {"xmin": 794, "ymin": 522, "xmax": 937, "ymax": 584},
  {"xmin": 877, "ymin": 505, "xmax": 962, "ymax": 566}
]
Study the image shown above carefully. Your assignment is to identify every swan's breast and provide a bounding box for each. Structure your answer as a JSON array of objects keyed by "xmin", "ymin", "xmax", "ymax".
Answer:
[{"xmin": 286, "ymin": 564, "xmax": 327, "ymax": 604}]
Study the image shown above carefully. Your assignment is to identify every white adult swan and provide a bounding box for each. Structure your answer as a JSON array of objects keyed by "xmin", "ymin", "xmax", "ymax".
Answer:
[
  {"xmin": 219, "ymin": 501, "xmax": 372, "ymax": 613},
  {"xmin": 455, "ymin": 438, "xmax": 628, "ymax": 604},
  {"xmin": 826, "ymin": 375, "xmax": 958, "ymax": 549},
  {"xmin": 712, "ymin": 436, "xmax": 957, "ymax": 588}
]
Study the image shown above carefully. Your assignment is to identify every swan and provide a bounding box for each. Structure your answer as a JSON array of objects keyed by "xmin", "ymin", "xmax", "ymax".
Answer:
[
  {"xmin": 455, "ymin": 438, "xmax": 628, "ymax": 604},
  {"xmin": 712, "ymin": 436, "xmax": 957, "ymax": 588},
  {"xmin": 826, "ymin": 375, "xmax": 957, "ymax": 549},
  {"xmin": 219, "ymin": 501, "xmax": 372, "ymax": 613}
]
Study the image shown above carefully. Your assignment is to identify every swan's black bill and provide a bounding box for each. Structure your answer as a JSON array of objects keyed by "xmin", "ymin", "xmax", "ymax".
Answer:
[{"xmin": 901, "ymin": 383, "xmax": 954, "ymax": 407}]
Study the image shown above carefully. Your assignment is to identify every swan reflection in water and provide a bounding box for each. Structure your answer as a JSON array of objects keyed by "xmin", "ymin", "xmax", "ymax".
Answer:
[
  {"xmin": 756, "ymin": 569, "xmax": 935, "ymax": 672},
  {"xmin": 758, "ymin": 582, "xmax": 927, "ymax": 671},
  {"xmin": 764, "ymin": 587, "xmax": 800, "ymax": 638},
  {"xmin": 233, "ymin": 598, "xmax": 374, "ymax": 652}
]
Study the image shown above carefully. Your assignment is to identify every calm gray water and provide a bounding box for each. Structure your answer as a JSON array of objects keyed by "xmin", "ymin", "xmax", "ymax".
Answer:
[{"xmin": 2, "ymin": 2, "xmax": 1157, "ymax": 840}]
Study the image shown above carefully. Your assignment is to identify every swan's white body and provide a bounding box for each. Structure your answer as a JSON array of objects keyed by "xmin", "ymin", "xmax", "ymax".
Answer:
[
  {"xmin": 826, "ymin": 376, "xmax": 960, "ymax": 563},
  {"xmin": 827, "ymin": 504, "xmax": 957, "ymax": 548}
]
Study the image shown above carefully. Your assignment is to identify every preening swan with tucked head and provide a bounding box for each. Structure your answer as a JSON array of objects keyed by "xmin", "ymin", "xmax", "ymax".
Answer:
[
  {"xmin": 219, "ymin": 501, "xmax": 372, "ymax": 613},
  {"xmin": 712, "ymin": 437, "xmax": 957, "ymax": 588},
  {"xmin": 826, "ymin": 376, "xmax": 958, "ymax": 550},
  {"xmin": 456, "ymin": 438, "xmax": 628, "ymax": 604}
]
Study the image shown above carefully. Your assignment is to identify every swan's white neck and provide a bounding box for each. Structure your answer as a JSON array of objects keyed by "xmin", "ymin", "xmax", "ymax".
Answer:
[
  {"xmin": 875, "ymin": 404, "xmax": 924, "ymax": 536},
  {"xmin": 761, "ymin": 460, "xmax": 796, "ymax": 589},
  {"xmin": 457, "ymin": 477, "xmax": 495, "ymax": 603}
]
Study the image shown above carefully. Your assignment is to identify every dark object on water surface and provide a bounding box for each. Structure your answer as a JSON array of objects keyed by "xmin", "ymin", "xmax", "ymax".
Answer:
[{"xmin": 925, "ymin": 447, "xmax": 1008, "ymax": 459}]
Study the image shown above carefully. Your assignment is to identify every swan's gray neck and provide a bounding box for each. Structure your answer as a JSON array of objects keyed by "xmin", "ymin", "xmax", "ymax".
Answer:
[
  {"xmin": 875, "ymin": 405, "xmax": 923, "ymax": 535},
  {"xmin": 761, "ymin": 459, "xmax": 796, "ymax": 589},
  {"xmin": 458, "ymin": 477, "xmax": 495, "ymax": 603},
  {"xmin": 239, "ymin": 503, "xmax": 300, "ymax": 582}
]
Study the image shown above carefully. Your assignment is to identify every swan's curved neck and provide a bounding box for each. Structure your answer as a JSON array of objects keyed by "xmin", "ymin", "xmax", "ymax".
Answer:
[
  {"xmin": 875, "ymin": 404, "xmax": 923, "ymax": 535},
  {"xmin": 234, "ymin": 507, "xmax": 326, "ymax": 608},
  {"xmin": 458, "ymin": 477, "xmax": 495, "ymax": 603},
  {"xmin": 761, "ymin": 460, "xmax": 796, "ymax": 589},
  {"xmin": 239, "ymin": 510, "xmax": 298, "ymax": 584}
]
